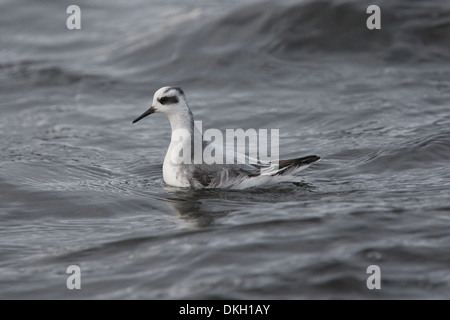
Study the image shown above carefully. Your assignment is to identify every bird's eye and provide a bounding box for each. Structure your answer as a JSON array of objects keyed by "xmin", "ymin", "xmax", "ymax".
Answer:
[
  {"xmin": 159, "ymin": 97, "xmax": 168, "ymax": 104},
  {"xmin": 159, "ymin": 96, "xmax": 179, "ymax": 105}
]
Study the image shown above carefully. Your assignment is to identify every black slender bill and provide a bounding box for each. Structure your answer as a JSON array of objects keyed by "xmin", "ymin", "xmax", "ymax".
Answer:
[{"xmin": 132, "ymin": 106, "xmax": 155, "ymax": 124}]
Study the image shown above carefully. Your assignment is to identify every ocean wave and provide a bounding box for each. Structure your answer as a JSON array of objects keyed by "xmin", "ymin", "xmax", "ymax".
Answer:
[
  {"xmin": 357, "ymin": 131, "xmax": 450, "ymax": 172},
  {"xmin": 111, "ymin": 0, "xmax": 450, "ymax": 79}
]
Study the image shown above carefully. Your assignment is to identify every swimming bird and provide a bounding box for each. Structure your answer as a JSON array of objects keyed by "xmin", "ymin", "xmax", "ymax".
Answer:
[{"xmin": 132, "ymin": 86, "xmax": 320, "ymax": 189}]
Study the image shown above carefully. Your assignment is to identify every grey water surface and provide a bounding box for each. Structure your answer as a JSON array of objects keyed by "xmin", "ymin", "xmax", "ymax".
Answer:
[{"xmin": 0, "ymin": 0, "xmax": 449, "ymax": 299}]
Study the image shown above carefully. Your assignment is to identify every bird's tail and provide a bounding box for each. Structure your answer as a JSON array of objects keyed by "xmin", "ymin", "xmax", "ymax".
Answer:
[{"xmin": 275, "ymin": 155, "xmax": 321, "ymax": 175}]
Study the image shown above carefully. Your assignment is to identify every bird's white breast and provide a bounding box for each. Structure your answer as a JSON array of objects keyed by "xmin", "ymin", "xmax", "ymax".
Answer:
[{"xmin": 163, "ymin": 147, "xmax": 190, "ymax": 187}]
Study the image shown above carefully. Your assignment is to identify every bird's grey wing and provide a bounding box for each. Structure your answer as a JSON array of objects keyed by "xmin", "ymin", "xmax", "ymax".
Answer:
[{"xmin": 188, "ymin": 163, "xmax": 262, "ymax": 188}]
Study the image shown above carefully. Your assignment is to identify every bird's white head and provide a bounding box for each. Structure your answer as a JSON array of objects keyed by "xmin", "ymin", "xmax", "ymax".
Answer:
[{"xmin": 132, "ymin": 86, "xmax": 192, "ymax": 124}]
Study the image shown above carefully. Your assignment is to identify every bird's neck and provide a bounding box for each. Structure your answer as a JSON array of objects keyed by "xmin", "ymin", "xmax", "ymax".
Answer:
[
  {"xmin": 166, "ymin": 109, "xmax": 203, "ymax": 166},
  {"xmin": 168, "ymin": 109, "xmax": 195, "ymax": 142}
]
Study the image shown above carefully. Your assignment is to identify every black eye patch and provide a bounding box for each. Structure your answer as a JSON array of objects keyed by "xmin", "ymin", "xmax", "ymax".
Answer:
[{"xmin": 159, "ymin": 96, "xmax": 179, "ymax": 105}]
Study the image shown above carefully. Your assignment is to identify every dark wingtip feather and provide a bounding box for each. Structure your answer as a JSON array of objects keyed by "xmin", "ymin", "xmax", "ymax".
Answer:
[
  {"xmin": 301, "ymin": 155, "xmax": 321, "ymax": 164},
  {"xmin": 278, "ymin": 155, "xmax": 321, "ymax": 170}
]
